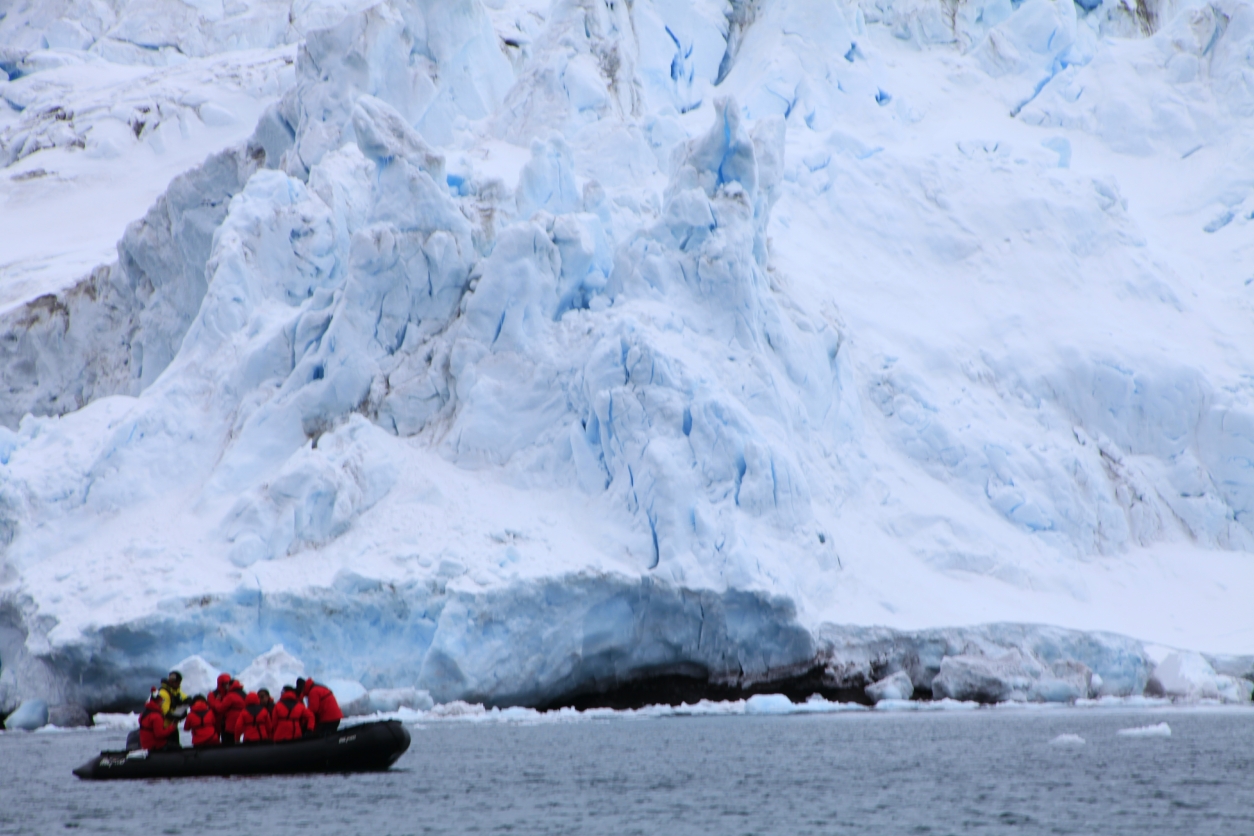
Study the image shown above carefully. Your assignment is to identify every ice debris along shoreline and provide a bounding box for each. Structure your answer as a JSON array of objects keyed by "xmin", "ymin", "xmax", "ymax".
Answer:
[
  {"xmin": 3, "ymin": 0, "xmax": 1254, "ymax": 721},
  {"xmin": 4, "ymin": 596, "xmax": 1252, "ymax": 727}
]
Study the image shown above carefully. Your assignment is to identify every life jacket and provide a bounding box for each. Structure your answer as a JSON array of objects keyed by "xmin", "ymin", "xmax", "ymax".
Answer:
[
  {"xmin": 183, "ymin": 700, "xmax": 219, "ymax": 747},
  {"xmin": 270, "ymin": 693, "xmax": 314, "ymax": 742},
  {"xmin": 302, "ymin": 680, "xmax": 343, "ymax": 724},
  {"xmin": 138, "ymin": 697, "xmax": 172, "ymax": 751},
  {"xmin": 235, "ymin": 693, "xmax": 271, "ymax": 743},
  {"xmin": 217, "ymin": 682, "xmax": 246, "ymax": 738},
  {"xmin": 158, "ymin": 681, "xmax": 187, "ymax": 719}
]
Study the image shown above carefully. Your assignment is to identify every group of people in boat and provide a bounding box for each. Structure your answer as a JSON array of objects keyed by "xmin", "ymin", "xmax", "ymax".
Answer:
[{"xmin": 137, "ymin": 669, "xmax": 343, "ymax": 751}]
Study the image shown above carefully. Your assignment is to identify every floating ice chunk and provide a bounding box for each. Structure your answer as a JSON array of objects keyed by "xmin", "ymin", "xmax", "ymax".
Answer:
[
  {"xmin": 3, "ymin": 700, "xmax": 48, "ymax": 731},
  {"xmin": 237, "ymin": 645, "xmax": 305, "ymax": 694},
  {"xmin": 1117, "ymin": 722, "xmax": 1171, "ymax": 738},
  {"xmin": 931, "ymin": 653, "xmax": 1037, "ymax": 702},
  {"xmin": 368, "ymin": 687, "xmax": 435, "ymax": 713},
  {"xmin": 1049, "ymin": 733, "xmax": 1086, "ymax": 745},
  {"xmin": 745, "ymin": 693, "xmax": 795, "ymax": 714},
  {"xmin": 171, "ymin": 655, "xmax": 220, "ymax": 698},
  {"xmin": 866, "ymin": 671, "xmax": 915, "ymax": 702},
  {"xmin": 91, "ymin": 713, "xmax": 140, "ymax": 731}
]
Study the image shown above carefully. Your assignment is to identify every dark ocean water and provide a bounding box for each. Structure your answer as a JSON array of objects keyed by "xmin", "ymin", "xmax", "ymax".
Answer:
[{"xmin": 3, "ymin": 706, "xmax": 1253, "ymax": 835}]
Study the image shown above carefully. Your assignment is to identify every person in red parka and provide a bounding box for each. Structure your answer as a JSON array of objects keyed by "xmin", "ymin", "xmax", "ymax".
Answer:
[
  {"xmin": 183, "ymin": 695, "xmax": 219, "ymax": 748},
  {"xmin": 234, "ymin": 692, "xmax": 271, "ymax": 743},
  {"xmin": 213, "ymin": 678, "xmax": 246, "ymax": 745},
  {"xmin": 138, "ymin": 689, "xmax": 175, "ymax": 751},
  {"xmin": 297, "ymin": 677, "xmax": 343, "ymax": 736},
  {"xmin": 206, "ymin": 674, "xmax": 229, "ymax": 737},
  {"xmin": 269, "ymin": 685, "xmax": 315, "ymax": 742}
]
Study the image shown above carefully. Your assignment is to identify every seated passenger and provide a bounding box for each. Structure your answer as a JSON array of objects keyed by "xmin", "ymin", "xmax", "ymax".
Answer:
[
  {"xmin": 270, "ymin": 685, "xmax": 315, "ymax": 742},
  {"xmin": 234, "ymin": 692, "xmax": 272, "ymax": 744},
  {"xmin": 297, "ymin": 678, "xmax": 343, "ymax": 736},
  {"xmin": 215, "ymin": 678, "xmax": 246, "ymax": 745},
  {"xmin": 183, "ymin": 695, "xmax": 219, "ymax": 748},
  {"xmin": 138, "ymin": 689, "xmax": 176, "ymax": 751}
]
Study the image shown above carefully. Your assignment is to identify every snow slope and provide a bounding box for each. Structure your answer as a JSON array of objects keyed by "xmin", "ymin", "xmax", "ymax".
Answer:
[{"xmin": 2, "ymin": 0, "xmax": 1253, "ymax": 717}]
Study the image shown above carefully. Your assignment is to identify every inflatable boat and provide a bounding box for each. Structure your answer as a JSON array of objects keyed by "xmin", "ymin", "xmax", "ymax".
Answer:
[{"xmin": 72, "ymin": 720, "xmax": 410, "ymax": 780}]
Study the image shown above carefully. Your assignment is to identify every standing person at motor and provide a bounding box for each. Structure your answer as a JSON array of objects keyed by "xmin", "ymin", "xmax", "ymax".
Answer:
[
  {"xmin": 214, "ymin": 678, "xmax": 246, "ymax": 745},
  {"xmin": 157, "ymin": 671, "xmax": 188, "ymax": 726},
  {"xmin": 270, "ymin": 685, "xmax": 315, "ymax": 742},
  {"xmin": 234, "ymin": 692, "xmax": 271, "ymax": 743},
  {"xmin": 297, "ymin": 678, "xmax": 343, "ymax": 737},
  {"xmin": 138, "ymin": 689, "xmax": 176, "ymax": 751},
  {"xmin": 183, "ymin": 695, "xmax": 219, "ymax": 748}
]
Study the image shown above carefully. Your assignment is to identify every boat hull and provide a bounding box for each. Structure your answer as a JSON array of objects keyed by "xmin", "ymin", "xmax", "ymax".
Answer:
[{"xmin": 73, "ymin": 720, "xmax": 411, "ymax": 780}]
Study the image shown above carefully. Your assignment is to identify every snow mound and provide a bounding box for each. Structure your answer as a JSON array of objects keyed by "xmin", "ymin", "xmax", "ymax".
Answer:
[{"xmin": 236, "ymin": 644, "xmax": 305, "ymax": 694}]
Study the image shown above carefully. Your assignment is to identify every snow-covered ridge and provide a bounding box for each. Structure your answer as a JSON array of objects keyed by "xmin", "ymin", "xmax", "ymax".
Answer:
[{"xmin": 2, "ymin": 0, "xmax": 1253, "ymax": 721}]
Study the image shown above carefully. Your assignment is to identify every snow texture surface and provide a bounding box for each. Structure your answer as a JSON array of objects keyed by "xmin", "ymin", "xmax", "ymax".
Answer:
[{"xmin": 1, "ymin": 0, "xmax": 1253, "ymax": 716}]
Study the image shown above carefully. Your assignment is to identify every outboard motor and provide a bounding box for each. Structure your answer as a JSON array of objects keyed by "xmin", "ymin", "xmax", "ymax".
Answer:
[{"xmin": 125, "ymin": 730, "xmax": 141, "ymax": 751}]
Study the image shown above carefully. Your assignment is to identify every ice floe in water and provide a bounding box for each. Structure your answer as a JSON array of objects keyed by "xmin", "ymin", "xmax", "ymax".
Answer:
[
  {"xmin": 1116, "ymin": 722, "xmax": 1172, "ymax": 738},
  {"xmin": 1049, "ymin": 733, "xmax": 1086, "ymax": 746}
]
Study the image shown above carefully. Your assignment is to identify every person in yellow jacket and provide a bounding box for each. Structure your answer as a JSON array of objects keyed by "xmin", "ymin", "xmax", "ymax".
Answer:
[{"xmin": 157, "ymin": 671, "xmax": 189, "ymax": 724}]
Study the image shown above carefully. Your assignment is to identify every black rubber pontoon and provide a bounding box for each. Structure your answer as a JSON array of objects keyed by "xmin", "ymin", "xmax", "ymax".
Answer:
[{"xmin": 72, "ymin": 720, "xmax": 411, "ymax": 780}]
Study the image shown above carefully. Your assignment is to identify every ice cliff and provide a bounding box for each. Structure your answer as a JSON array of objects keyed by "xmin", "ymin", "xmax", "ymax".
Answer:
[{"xmin": 1, "ymin": 0, "xmax": 1253, "ymax": 721}]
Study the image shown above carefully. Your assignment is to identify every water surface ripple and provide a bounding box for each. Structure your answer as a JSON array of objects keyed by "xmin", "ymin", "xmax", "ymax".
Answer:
[{"xmin": 3, "ymin": 707, "xmax": 1252, "ymax": 835}]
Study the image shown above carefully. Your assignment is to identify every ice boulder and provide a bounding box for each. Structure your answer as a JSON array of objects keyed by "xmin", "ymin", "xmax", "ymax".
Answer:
[
  {"xmin": 4, "ymin": 699, "xmax": 48, "ymax": 731},
  {"xmin": 1117, "ymin": 722, "xmax": 1171, "ymax": 738},
  {"xmin": 1147, "ymin": 651, "xmax": 1220, "ymax": 700},
  {"xmin": 1148, "ymin": 650, "xmax": 1254, "ymax": 703},
  {"xmin": 367, "ymin": 687, "xmax": 435, "ymax": 713},
  {"xmin": 930, "ymin": 653, "xmax": 1038, "ymax": 702},
  {"xmin": 236, "ymin": 645, "xmax": 305, "ymax": 695},
  {"xmin": 1028, "ymin": 660, "xmax": 1093, "ymax": 702},
  {"xmin": 745, "ymin": 693, "xmax": 796, "ymax": 714},
  {"xmin": 865, "ymin": 671, "xmax": 915, "ymax": 703},
  {"xmin": 171, "ymin": 655, "xmax": 220, "ymax": 698}
]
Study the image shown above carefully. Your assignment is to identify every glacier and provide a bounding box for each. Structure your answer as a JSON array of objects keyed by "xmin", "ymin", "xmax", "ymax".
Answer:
[{"xmin": 1, "ymin": 0, "xmax": 1253, "ymax": 723}]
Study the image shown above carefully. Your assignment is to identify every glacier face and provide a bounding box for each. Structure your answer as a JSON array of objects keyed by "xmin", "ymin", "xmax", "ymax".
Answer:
[{"xmin": 1, "ymin": 0, "xmax": 1254, "ymax": 718}]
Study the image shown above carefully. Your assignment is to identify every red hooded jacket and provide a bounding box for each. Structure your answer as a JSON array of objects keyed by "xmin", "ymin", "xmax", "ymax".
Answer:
[
  {"xmin": 270, "ymin": 691, "xmax": 315, "ymax": 742},
  {"xmin": 302, "ymin": 680, "xmax": 343, "ymax": 724},
  {"xmin": 215, "ymin": 680, "xmax": 246, "ymax": 740},
  {"xmin": 183, "ymin": 698, "xmax": 219, "ymax": 747},
  {"xmin": 234, "ymin": 693, "xmax": 271, "ymax": 743},
  {"xmin": 138, "ymin": 695, "xmax": 173, "ymax": 751}
]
